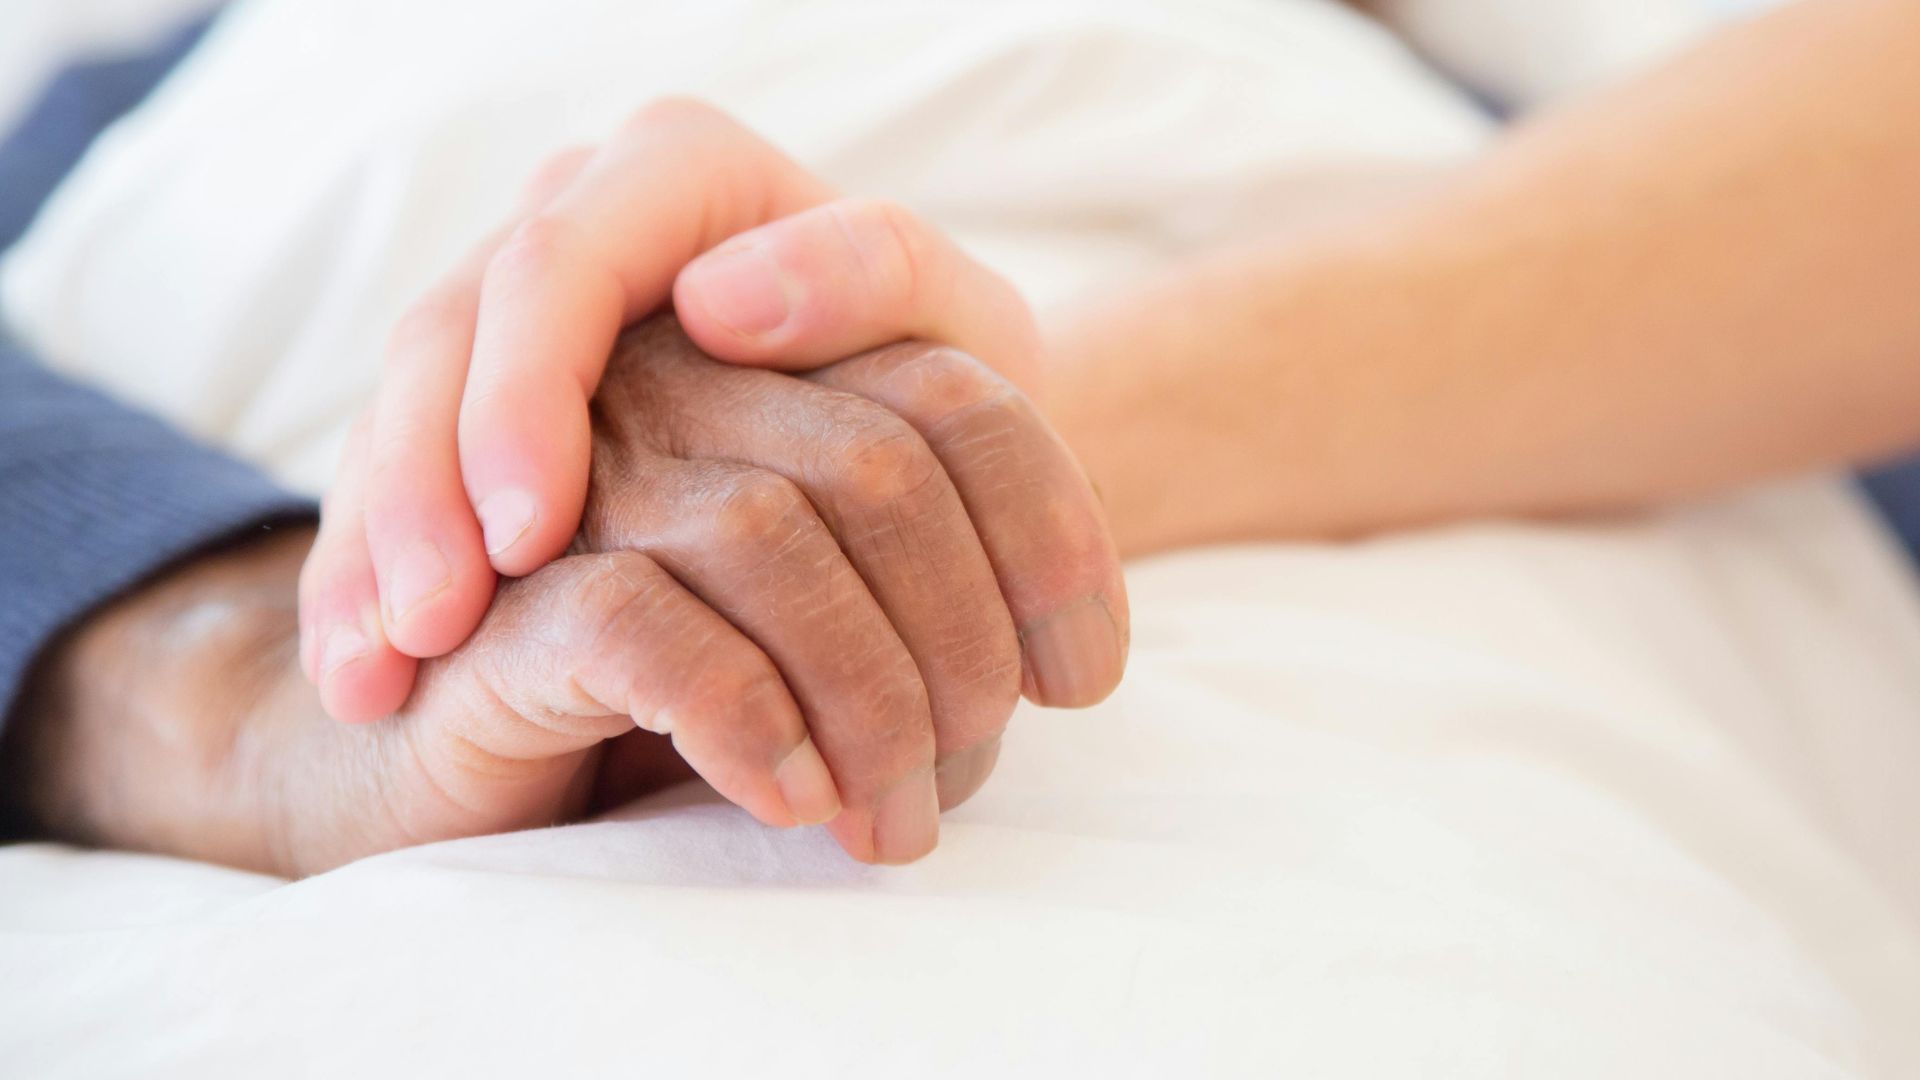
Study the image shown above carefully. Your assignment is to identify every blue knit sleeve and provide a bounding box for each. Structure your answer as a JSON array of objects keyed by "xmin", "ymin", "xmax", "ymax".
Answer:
[{"xmin": 0, "ymin": 341, "xmax": 316, "ymax": 727}]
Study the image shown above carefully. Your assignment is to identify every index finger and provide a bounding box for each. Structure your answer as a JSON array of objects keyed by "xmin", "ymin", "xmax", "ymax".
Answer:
[{"xmin": 457, "ymin": 99, "xmax": 837, "ymax": 575}]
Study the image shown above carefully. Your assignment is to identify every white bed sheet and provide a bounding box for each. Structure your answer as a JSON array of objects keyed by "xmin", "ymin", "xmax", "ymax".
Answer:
[
  {"xmin": 2, "ymin": 0, "xmax": 1916, "ymax": 1075},
  {"xmin": 0, "ymin": 0, "xmax": 218, "ymax": 136}
]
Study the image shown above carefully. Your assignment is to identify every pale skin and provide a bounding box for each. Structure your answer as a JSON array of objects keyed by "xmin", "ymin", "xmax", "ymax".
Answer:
[
  {"xmin": 9, "ymin": 0, "xmax": 1920, "ymax": 873},
  {"xmin": 1050, "ymin": 0, "xmax": 1920, "ymax": 554}
]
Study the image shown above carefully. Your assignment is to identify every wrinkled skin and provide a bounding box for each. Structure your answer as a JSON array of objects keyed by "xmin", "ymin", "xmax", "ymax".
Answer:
[{"xmin": 3, "ymin": 319, "xmax": 1126, "ymax": 876}]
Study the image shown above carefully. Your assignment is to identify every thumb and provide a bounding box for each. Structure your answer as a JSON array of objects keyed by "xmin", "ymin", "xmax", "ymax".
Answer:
[
  {"xmin": 394, "ymin": 550, "xmax": 814, "ymax": 837},
  {"xmin": 672, "ymin": 198, "xmax": 1043, "ymax": 401}
]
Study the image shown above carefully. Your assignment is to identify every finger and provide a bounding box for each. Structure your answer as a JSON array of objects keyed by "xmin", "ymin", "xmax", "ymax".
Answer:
[
  {"xmin": 363, "ymin": 146, "xmax": 595, "ymax": 660},
  {"xmin": 576, "ymin": 448, "xmax": 941, "ymax": 863},
  {"xmin": 458, "ymin": 99, "xmax": 837, "ymax": 577},
  {"xmin": 672, "ymin": 197, "xmax": 1042, "ymax": 398},
  {"xmin": 811, "ymin": 344, "xmax": 1130, "ymax": 708},
  {"xmin": 614, "ymin": 324, "xmax": 1020, "ymax": 800},
  {"xmin": 407, "ymin": 550, "xmax": 841, "ymax": 833},
  {"xmin": 298, "ymin": 414, "xmax": 419, "ymax": 723}
]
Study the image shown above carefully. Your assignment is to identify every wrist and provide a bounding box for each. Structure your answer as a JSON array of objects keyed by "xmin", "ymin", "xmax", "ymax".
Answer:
[{"xmin": 2, "ymin": 526, "xmax": 316, "ymax": 866}]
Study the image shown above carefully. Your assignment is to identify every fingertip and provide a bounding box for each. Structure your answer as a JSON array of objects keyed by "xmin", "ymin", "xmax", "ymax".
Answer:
[
  {"xmin": 934, "ymin": 735, "xmax": 1002, "ymax": 811},
  {"xmin": 1018, "ymin": 596, "xmax": 1128, "ymax": 709},
  {"xmin": 674, "ymin": 243, "xmax": 796, "ymax": 359},
  {"xmin": 460, "ymin": 395, "xmax": 592, "ymax": 578},
  {"xmin": 870, "ymin": 771, "xmax": 940, "ymax": 865},
  {"xmin": 378, "ymin": 540, "xmax": 498, "ymax": 659},
  {"xmin": 476, "ymin": 487, "xmax": 538, "ymax": 560},
  {"xmin": 825, "ymin": 811, "xmax": 880, "ymax": 864},
  {"xmin": 475, "ymin": 485, "xmax": 582, "ymax": 577},
  {"xmin": 820, "ymin": 773, "xmax": 941, "ymax": 866},
  {"xmin": 318, "ymin": 632, "xmax": 418, "ymax": 724},
  {"xmin": 773, "ymin": 737, "xmax": 842, "ymax": 827}
]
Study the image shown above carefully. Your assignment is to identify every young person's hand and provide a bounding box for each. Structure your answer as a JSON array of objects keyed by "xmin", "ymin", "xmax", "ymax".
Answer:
[{"xmin": 300, "ymin": 99, "xmax": 1047, "ymax": 726}]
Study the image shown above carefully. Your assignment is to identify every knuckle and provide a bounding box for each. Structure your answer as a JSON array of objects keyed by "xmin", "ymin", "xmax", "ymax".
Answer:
[
  {"xmin": 561, "ymin": 554, "xmax": 672, "ymax": 665},
  {"xmin": 539, "ymin": 554, "xmax": 708, "ymax": 724},
  {"xmin": 828, "ymin": 409, "xmax": 942, "ymax": 507},
  {"xmin": 385, "ymin": 292, "xmax": 470, "ymax": 363},
  {"xmin": 708, "ymin": 469, "xmax": 817, "ymax": 552},
  {"xmin": 835, "ymin": 198, "xmax": 931, "ymax": 306},
  {"xmin": 683, "ymin": 662, "xmax": 796, "ymax": 750},
  {"xmin": 487, "ymin": 215, "xmax": 574, "ymax": 284},
  {"xmin": 882, "ymin": 344, "xmax": 1014, "ymax": 428}
]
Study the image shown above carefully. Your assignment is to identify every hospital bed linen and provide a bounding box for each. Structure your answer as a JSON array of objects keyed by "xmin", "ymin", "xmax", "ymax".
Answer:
[{"xmin": 2, "ymin": 1, "xmax": 1914, "ymax": 1075}]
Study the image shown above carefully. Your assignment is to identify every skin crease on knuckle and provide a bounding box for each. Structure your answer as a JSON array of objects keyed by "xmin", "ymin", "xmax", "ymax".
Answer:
[
  {"xmin": 709, "ymin": 469, "xmax": 818, "ymax": 558},
  {"xmin": 562, "ymin": 556, "xmax": 684, "ymax": 707},
  {"xmin": 824, "ymin": 410, "xmax": 946, "ymax": 510},
  {"xmin": 820, "ymin": 423, "xmax": 1023, "ymax": 767},
  {"xmin": 384, "ymin": 292, "xmax": 470, "ymax": 368},
  {"xmin": 567, "ymin": 319, "xmax": 1026, "ymax": 824},
  {"xmin": 874, "ymin": 345, "xmax": 1016, "ymax": 428},
  {"xmin": 828, "ymin": 198, "xmax": 933, "ymax": 313},
  {"xmin": 697, "ymin": 472, "xmax": 938, "ymax": 770},
  {"xmin": 524, "ymin": 551, "xmax": 802, "ymax": 811},
  {"xmin": 909, "ymin": 366, "xmax": 1117, "ymax": 625},
  {"xmin": 487, "ymin": 215, "xmax": 577, "ymax": 292},
  {"xmin": 441, "ymin": 555, "xmax": 670, "ymax": 755},
  {"xmin": 635, "ymin": 466, "xmax": 936, "ymax": 804}
]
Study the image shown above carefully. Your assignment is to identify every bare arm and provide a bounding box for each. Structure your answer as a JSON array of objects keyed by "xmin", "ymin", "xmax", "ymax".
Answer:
[{"xmin": 1049, "ymin": 0, "xmax": 1920, "ymax": 555}]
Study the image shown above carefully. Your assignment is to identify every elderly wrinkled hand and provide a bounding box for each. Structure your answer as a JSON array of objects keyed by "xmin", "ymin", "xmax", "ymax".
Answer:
[{"xmin": 560, "ymin": 317, "xmax": 1127, "ymax": 861}]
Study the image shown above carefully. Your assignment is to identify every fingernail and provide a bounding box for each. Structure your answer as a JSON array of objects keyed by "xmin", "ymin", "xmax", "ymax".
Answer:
[
  {"xmin": 774, "ymin": 738, "xmax": 842, "ymax": 826},
  {"xmin": 384, "ymin": 540, "xmax": 450, "ymax": 624},
  {"xmin": 685, "ymin": 245, "xmax": 791, "ymax": 337},
  {"xmin": 871, "ymin": 771, "xmax": 940, "ymax": 864},
  {"xmin": 319, "ymin": 623, "xmax": 371, "ymax": 678},
  {"xmin": 1021, "ymin": 597, "xmax": 1125, "ymax": 707},
  {"xmin": 478, "ymin": 489, "xmax": 537, "ymax": 557},
  {"xmin": 935, "ymin": 736, "xmax": 1003, "ymax": 811}
]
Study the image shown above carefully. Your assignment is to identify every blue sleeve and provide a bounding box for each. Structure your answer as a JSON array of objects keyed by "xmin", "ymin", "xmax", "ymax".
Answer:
[
  {"xmin": 1861, "ymin": 461, "xmax": 1920, "ymax": 566},
  {"xmin": 0, "ymin": 340, "xmax": 315, "ymax": 727}
]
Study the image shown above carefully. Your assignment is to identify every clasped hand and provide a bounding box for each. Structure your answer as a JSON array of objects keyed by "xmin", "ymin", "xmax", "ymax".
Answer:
[{"xmin": 12, "ymin": 102, "xmax": 1127, "ymax": 875}]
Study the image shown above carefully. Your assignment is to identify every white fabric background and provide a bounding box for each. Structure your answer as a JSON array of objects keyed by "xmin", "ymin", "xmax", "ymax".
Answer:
[
  {"xmin": 0, "ymin": 0, "xmax": 217, "ymax": 135},
  {"xmin": 2, "ymin": 0, "xmax": 1916, "ymax": 1076}
]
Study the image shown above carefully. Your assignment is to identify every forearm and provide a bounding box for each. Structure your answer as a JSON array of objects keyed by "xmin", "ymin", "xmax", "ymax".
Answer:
[{"xmin": 1048, "ymin": 0, "xmax": 1920, "ymax": 555}]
